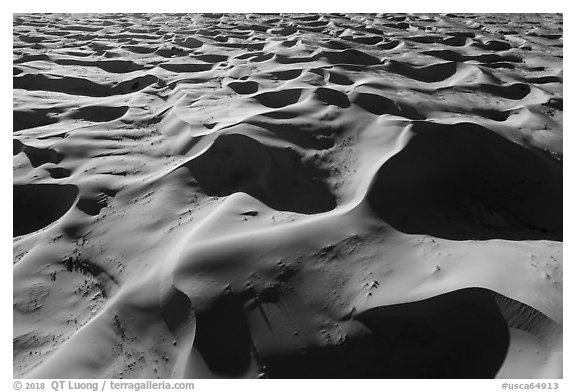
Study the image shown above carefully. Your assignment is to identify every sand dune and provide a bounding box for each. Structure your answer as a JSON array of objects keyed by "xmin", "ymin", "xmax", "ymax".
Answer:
[{"xmin": 13, "ymin": 13, "xmax": 562, "ymax": 379}]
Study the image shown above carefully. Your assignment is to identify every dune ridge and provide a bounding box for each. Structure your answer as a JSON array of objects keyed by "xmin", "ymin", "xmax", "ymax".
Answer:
[{"xmin": 13, "ymin": 13, "xmax": 562, "ymax": 379}]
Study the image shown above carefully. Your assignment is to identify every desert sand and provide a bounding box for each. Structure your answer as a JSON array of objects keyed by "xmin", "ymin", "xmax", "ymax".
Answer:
[{"xmin": 13, "ymin": 13, "xmax": 562, "ymax": 379}]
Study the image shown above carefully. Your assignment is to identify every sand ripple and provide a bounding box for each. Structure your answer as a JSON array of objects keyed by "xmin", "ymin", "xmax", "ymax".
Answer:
[{"xmin": 13, "ymin": 13, "xmax": 562, "ymax": 379}]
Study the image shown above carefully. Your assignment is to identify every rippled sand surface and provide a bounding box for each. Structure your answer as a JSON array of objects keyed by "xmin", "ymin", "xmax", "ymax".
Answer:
[{"xmin": 13, "ymin": 13, "xmax": 562, "ymax": 378}]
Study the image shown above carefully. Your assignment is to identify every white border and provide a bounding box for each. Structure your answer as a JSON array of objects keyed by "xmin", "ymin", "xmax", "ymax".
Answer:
[{"xmin": 3, "ymin": 4, "xmax": 572, "ymax": 392}]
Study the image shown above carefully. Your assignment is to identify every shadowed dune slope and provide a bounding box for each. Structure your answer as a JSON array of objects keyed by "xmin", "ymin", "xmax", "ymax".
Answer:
[
  {"xmin": 13, "ymin": 184, "xmax": 79, "ymax": 237},
  {"xmin": 367, "ymin": 122, "xmax": 562, "ymax": 241},
  {"xmin": 261, "ymin": 288, "xmax": 509, "ymax": 378},
  {"xmin": 182, "ymin": 133, "xmax": 336, "ymax": 214},
  {"xmin": 194, "ymin": 293, "xmax": 255, "ymax": 377}
]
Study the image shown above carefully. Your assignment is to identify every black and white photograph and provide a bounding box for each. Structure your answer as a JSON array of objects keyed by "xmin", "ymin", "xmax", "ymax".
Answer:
[{"xmin": 10, "ymin": 5, "xmax": 565, "ymax": 386}]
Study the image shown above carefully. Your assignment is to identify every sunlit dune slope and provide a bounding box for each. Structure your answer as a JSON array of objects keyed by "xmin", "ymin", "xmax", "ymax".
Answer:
[{"xmin": 13, "ymin": 12, "xmax": 562, "ymax": 379}]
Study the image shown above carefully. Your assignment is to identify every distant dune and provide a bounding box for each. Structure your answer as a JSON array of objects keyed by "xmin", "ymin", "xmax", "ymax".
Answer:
[{"xmin": 13, "ymin": 13, "xmax": 562, "ymax": 379}]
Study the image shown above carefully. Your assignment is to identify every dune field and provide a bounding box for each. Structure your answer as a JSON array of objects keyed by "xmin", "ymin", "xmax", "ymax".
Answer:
[{"xmin": 13, "ymin": 13, "xmax": 563, "ymax": 379}]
